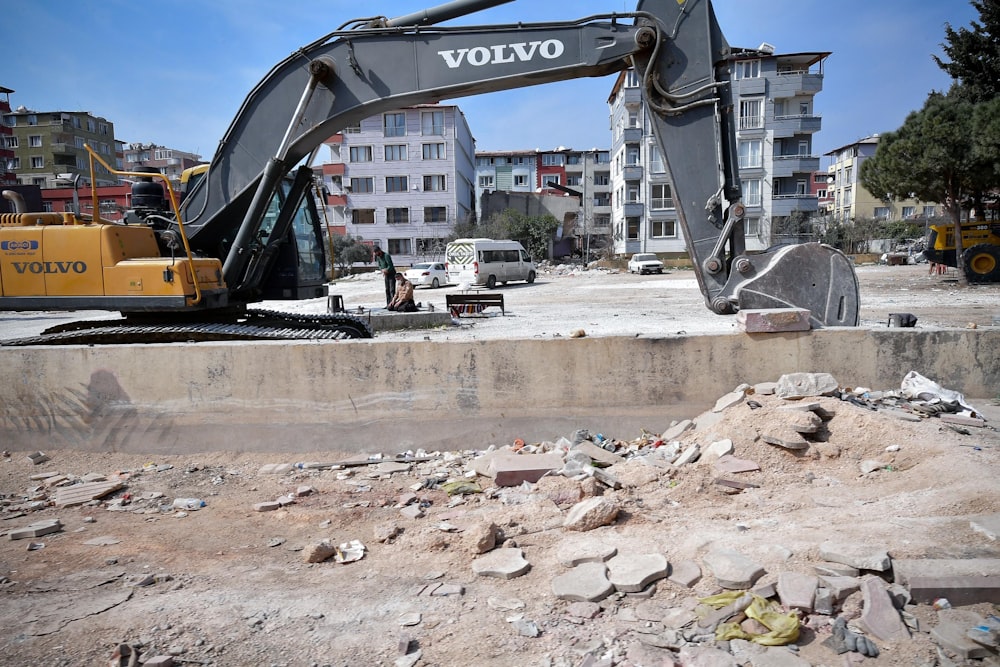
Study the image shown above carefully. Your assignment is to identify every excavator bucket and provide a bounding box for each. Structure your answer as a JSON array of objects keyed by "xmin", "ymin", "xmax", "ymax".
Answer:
[{"xmin": 729, "ymin": 243, "xmax": 860, "ymax": 327}]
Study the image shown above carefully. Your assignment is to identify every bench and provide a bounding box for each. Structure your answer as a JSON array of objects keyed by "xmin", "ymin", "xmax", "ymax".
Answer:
[{"xmin": 446, "ymin": 292, "xmax": 504, "ymax": 317}]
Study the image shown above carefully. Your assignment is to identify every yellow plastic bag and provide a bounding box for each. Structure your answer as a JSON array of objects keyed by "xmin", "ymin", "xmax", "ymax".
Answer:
[{"xmin": 699, "ymin": 592, "xmax": 800, "ymax": 646}]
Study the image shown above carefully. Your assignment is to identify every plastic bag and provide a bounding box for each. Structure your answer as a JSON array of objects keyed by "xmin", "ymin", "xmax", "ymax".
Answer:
[
  {"xmin": 900, "ymin": 371, "xmax": 977, "ymax": 415},
  {"xmin": 700, "ymin": 591, "xmax": 800, "ymax": 646}
]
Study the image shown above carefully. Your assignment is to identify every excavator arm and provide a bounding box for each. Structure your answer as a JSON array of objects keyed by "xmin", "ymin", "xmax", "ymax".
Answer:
[{"xmin": 178, "ymin": 0, "xmax": 858, "ymax": 325}]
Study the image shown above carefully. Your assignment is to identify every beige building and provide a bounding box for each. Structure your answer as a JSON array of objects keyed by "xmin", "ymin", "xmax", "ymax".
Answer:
[{"xmin": 823, "ymin": 135, "xmax": 939, "ymax": 223}]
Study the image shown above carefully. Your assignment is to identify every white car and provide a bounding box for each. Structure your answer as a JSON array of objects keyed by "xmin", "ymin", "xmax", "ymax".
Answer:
[
  {"xmin": 404, "ymin": 262, "xmax": 448, "ymax": 288},
  {"xmin": 627, "ymin": 253, "xmax": 665, "ymax": 275}
]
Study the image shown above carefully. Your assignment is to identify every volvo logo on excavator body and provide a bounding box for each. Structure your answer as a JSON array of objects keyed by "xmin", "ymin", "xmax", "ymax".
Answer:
[
  {"xmin": 12, "ymin": 261, "xmax": 87, "ymax": 274},
  {"xmin": 437, "ymin": 39, "xmax": 565, "ymax": 69}
]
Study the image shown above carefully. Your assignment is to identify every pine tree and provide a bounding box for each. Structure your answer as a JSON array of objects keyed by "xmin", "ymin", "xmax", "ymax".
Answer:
[{"xmin": 933, "ymin": 0, "xmax": 1000, "ymax": 102}]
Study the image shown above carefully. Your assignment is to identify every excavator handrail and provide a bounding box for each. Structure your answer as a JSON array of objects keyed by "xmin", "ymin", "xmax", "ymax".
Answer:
[{"xmin": 83, "ymin": 145, "xmax": 204, "ymax": 306}]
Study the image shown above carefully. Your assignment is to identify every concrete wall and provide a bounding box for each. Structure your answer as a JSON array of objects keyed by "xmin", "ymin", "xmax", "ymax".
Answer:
[{"xmin": 1, "ymin": 329, "xmax": 997, "ymax": 455}]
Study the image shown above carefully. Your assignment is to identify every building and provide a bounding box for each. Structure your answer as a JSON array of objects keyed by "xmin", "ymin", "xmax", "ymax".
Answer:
[
  {"xmin": 2, "ymin": 106, "xmax": 118, "ymax": 188},
  {"xmin": 318, "ymin": 104, "xmax": 475, "ymax": 266},
  {"xmin": 474, "ymin": 147, "xmax": 612, "ymax": 257},
  {"xmin": 0, "ymin": 86, "xmax": 15, "ymax": 186},
  {"xmin": 122, "ymin": 143, "xmax": 203, "ymax": 190},
  {"xmin": 823, "ymin": 135, "xmax": 939, "ymax": 224},
  {"xmin": 607, "ymin": 49, "xmax": 831, "ymax": 256}
]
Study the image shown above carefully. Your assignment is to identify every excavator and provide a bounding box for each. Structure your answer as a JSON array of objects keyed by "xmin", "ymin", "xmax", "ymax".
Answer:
[{"xmin": 0, "ymin": 0, "xmax": 860, "ymax": 345}]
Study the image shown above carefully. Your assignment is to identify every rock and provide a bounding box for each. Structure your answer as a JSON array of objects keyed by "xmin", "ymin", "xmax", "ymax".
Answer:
[
  {"xmin": 668, "ymin": 559, "xmax": 702, "ymax": 588},
  {"xmin": 373, "ymin": 522, "xmax": 402, "ymax": 543},
  {"xmin": 563, "ymin": 497, "xmax": 619, "ymax": 531},
  {"xmin": 472, "ymin": 547, "xmax": 530, "ymax": 579},
  {"xmin": 399, "ymin": 504, "xmax": 425, "ymax": 519},
  {"xmin": 785, "ymin": 410, "xmax": 823, "ymax": 433},
  {"xmin": 677, "ymin": 645, "xmax": 738, "ymax": 666},
  {"xmin": 398, "ymin": 612, "xmax": 421, "ymax": 627},
  {"xmin": 713, "ymin": 390, "xmax": 746, "ymax": 412},
  {"xmin": 491, "ymin": 452, "xmax": 564, "ymax": 486},
  {"xmin": 776, "ymin": 571, "xmax": 818, "ymax": 612},
  {"xmin": 701, "ymin": 439, "xmax": 734, "ymax": 462},
  {"xmin": 487, "ymin": 595, "xmax": 525, "ymax": 611},
  {"xmin": 566, "ymin": 601, "xmax": 602, "ymax": 619},
  {"xmin": 253, "ymin": 501, "xmax": 280, "ymax": 512},
  {"xmin": 703, "ymin": 549, "xmax": 765, "ymax": 589},
  {"xmin": 511, "ymin": 619, "xmax": 541, "ymax": 638},
  {"xmin": 749, "ymin": 647, "xmax": 812, "ymax": 666},
  {"xmin": 761, "ymin": 430, "xmax": 809, "ymax": 450},
  {"xmin": 464, "ymin": 521, "xmax": 498, "ymax": 554},
  {"xmin": 607, "ymin": 553, "xmax": 669, "ymax": 593},
  {"xmin": 674, "ymin": 443, "xmax": 701, "ymax": 466},
  {"xmin": 558, "ymin": 541, "xmax": 617, "ymax": 567},
  {"xmin": 775, "ymin": 372, "xmax": 839, "ymax": 398},
  {"xmin": 626, "ymin": 643, "xmax": 680, "ymax": 666},
  {"xmin": 857, "ymin": 576, "xmax": 910, "ymax": 642},
  {"xmin": 859, "ymin": 460, "xmax": 885, "ymax": 474},
  {"xmin": 304, "ymin": 541, "xmax": 337, "ymax": 563},
  {"xmin": 662, "ymin": 419, "xmax": 693, "ymax": 441},
  {"xmin": 551, "ymin": 562, "xmax": 614, "ymax": 602}
]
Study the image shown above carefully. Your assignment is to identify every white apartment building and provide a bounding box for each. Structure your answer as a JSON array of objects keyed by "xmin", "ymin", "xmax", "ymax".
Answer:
[
  {"xmin": 318, "ymin": 104, "xmax": 475, "ymax": 265},
  {"xmin": 608, "ymin": 49, "xmax": 830, "ymax": 256}
]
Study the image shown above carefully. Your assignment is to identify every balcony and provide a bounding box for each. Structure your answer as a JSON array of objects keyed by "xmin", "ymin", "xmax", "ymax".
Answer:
[
  {"xmin": 622, "ymin": 127, "xmax": 643, "ymax": 143},
  {"xmin": 772, "ymin": 114, "xmax": 822, "ymax": 138},
  {"xmin": 49, "ymin": 142, "xmax": 74, "ymax": 154},
  {"xmin": 326, "ymin": 194, "xmax": 347, "ymax": 206},
  {"xmin": 772, "ymin": 71, "xmax": 823, "ymax": 96},
  {"xmin": 322, "ymin": 163, "xmax": 345, "ymax": 176},
  {"xmin": 771, "ymin": 194, "xmax": 818, "ymax": 217},
  {"xmin": 734, "ymin": 77, "xmax": 765, "ymax": 95},
  {"xmin": 771, "ymin": 154, "xmax": 820, "ymax": 178},
  {"xmin": 623, "ymin": 202, "xmax": 644, "ymax": 217},
  {"xmin": 622, "ymin": 165, "xmax": 643, "ymax": 181}
]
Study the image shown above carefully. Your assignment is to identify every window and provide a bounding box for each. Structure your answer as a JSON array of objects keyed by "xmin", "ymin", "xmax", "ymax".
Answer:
[
  {"xmin": 800, "ymin": 102, "xmax": 810, "ymax": 115},
  {"xmin": 385, "ymin": 176, "xmax": 408, "ymax": 192},
  {"xmin": 30, "ymin": 156, "xmax": 44, "ymax": 168},
  {"xmin": 745, "ymin": 217, "xmax": 761, "ymax": 237},
  {"xmin": 351, "ymin": 209, "xmax": 375, "ymax": 224},
  {"xmin": 28, "ymin": 114, "xmax": 38, "ymax": 126},
  {"xmin": 514, "ymin": 174, "xmax": 528, "ymax": 187},
  {"xmin": 350, "ymin": 177, "xmax": 374, "ymax": 193},
  {"xmin": 651, "ymin": 219, "xmax": 676, "ymax": 238},
  {"xmin": 736, "ymin": 59, "xmax": 760, "ymax": 79},
  {"xmin": 541, "ymin": 153, "xmax": 564, "ymax": 166},
  {"xmin": 479, "ymin": 175, "xmax": 494, "ymax": 189},
  {"xmin": 421, "ymin": 110, "xmax": 444, "ymax": 135},
  {"xmin": 541, "ymin": 174, "xmax": 560, "ymax": 188},
  {"xmin": 424, "ymin": 206, "xmax": 447, "ymax": 223},
  {"xmin": 596, "ymin": 151, "xmax": 610, "ymax": 163},
  {"xmin": 349, "ymin": 146, "xmax": 372, "ymax": 162},
  {"xmin": 626, "ymin": 184, "xmax": 640, "ymax": 202},
  {"xmin": 423, "ymin": 174, "xmax": 446, "ymax": 191},
  {"xmin": 476, "ymin": 157, "xmax": 492, "ymax": 167},
  {"xmin": 344, "ymin": 122, "xmax": 361, "ymax": 134},
  {"xmin": 874, "ymin": 206, "xmax": 890, "ymax": 220},
  {"xmin": 593, "ymin": 194, "xmax": 610, "ymax": 207},
  {"xmin": 87, "ymin": 119, "xmax": 96, "ymax": 132},
  {"xmin": 3, "ymin": 135, "xmax": 16, "ymax": 148},
  {"xmin": 99, "ymin": 122, "xmax": 109, "ymax": 135},
  {"xmin": 594, "ymin": 172, "xmax": 610, "ymax": 186},
  {"xmin": 738, "ymin": 140, "xmax": 762, "ymax": 168},
  {"xmin": 626, "ymin": 217, "xmax": 640, "ymax": 240},
  {"xmin": 625, "ymin": 144, "xmax": 640, "ymax": 165},
  {"xmin": 566, "ymin": 176, "xmax": 582, "ymax": 186},
  {"xmin": 743, "ymin": 179, "xmax": 762, "ymax": 206},
  {"xmin": 739, "ymin": 99, "xmax": 763, "ymax": 130},
  {"xmin": 798, "ymin": 140, "xmax": 809, "ymax": 155},
  {"xmin": 384, "ymin": 112, "xmax": 406, "ymax": 137},
  {"xmin": 923, "ymin": 205, "xmax": 936, "ymax": 217},
  {"xmin": 385, "ymin": 144, "xmax": 407, "ymax": 161},
  {"xmin": 624, "ymin": 70, "xmax": 640, "ymax": 88},
  {"xmin": 28, "ymin": 135, "xmax": 42, "ymax": 148},
  {"xmin": 651, "ymin": 184, "xmax": 673, "ymax": 209},
  {"xmin": 422, "ymin": 143, "xmax": 445, "ymax": 160},
  {"xmin": 648, "ymin": 145, "xmax": 664, "ymax": 174},
  {"xmin": 387, "ymin": 207, "xmax": 409, "ymax": 224},
  {"xmin": 902, "ymin": 206, "xmax": 915, "ymax": 218},
  {"xmin": 3, "ymin": 116, "xmax": 14, "ymax": 127},
  {"xmin": 388, "ymin": 238, "xmax": 411, "ymax": 254},
  {"xmin": 567, "ymin": 154, "xmax": 581, "ymax": 165},
  {"xmin": 627, "ymin": 109, "xmax": 640, "ymax": 128},
  {"xmin": 9, "ymin": 157, "xmax": 19, "ymax": 169},
  {"xmin": 796, "ymin": 179, "xmax": 807, "ymax": 195},
  {"xmin": 816, "ymin": 189, "xmax": 827, "ymax": 199},
  {"xmin": 593, "ymin": 214, "xmax": 610, "ymax": 227}
]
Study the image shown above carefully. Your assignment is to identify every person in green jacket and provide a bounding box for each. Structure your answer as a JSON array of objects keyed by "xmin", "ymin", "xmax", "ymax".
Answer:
[{"xmin": 373, "ymin": 247, "xmax": 396, "ymax": 305}]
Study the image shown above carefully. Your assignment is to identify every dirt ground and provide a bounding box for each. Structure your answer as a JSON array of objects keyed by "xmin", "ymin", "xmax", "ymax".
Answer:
[{"xmin": 1, "ymin": 262, "xmax": 999, "ymax": 667}]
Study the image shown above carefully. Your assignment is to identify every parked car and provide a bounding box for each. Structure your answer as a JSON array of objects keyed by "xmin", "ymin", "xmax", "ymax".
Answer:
[
  {"xmin": 404, "ymin": 262, "xmax": 448, "ymax": 288},
  {"xmin": 627, "ymin": 253, "xmax": 665, "ymax": 275}
]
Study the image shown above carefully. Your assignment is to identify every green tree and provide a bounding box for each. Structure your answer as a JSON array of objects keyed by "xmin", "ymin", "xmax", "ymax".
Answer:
[
  {"xmin": 330, "ymin": 234, "xmax": 371, "ymax": 278},
  {"xmin": 933, "ymin": 0, "xmax": 1000, "ymax": 103},
  {"xmin": 451, "ymin": 209, "xmax": 560, "ymax": 260}
]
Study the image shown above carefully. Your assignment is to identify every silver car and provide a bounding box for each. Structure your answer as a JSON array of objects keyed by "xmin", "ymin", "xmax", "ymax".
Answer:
[{"xmin": 404, "ymin": 262, "xmax": 448, "ymax": 288}]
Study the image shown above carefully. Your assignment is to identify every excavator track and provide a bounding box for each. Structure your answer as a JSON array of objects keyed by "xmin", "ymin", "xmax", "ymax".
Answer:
[{"xmin": 1, "ymin": 309, "xmax": 373, "ymax": 346}]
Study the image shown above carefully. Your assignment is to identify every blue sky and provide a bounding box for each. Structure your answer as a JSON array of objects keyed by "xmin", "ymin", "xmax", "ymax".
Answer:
[{"xmin": 6, "ymin": 0, "xmax": 977, "ymax": 164}]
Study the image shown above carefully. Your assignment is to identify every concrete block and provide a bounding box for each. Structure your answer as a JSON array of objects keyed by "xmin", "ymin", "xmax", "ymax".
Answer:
[
  {"xmin": 819, "ymin": 541, "xmax": 890, "ymax": 571},
  {"xmin": 704, "ymin": 549, "xmax": 765, "ymax": 589},
  {"xmin": 253, "ymin": 501, "xmax": 280, "ymax": 512},
  {"xmin": 857, "ymin": 576, "xmax": 910, "ymax": 642},
  {"xmin": 931, "ymin": 609, "xmax": 992, "ymax": 660},
  {"xmin": 557, "ymin": 542, "xmax": 617, "ymax": 567},
  {"xmin": 775, "ymin": 372, "xmax": 839, "ymax": 399},
  {"xmin": 737, "ymin": 308, "xmax": 811, "ymax": 333},
  {"xmin": 491, "ymin": 452, "xmax": 563, "ymax": 486},
  {"xmin": 668, "ymin": 559, "xmax": 702, "ymax": 588},
  {"xmin": 893, "ymin": 558, "xmax": 1000, "ymax": 587},
  {"xmin": 9, "ymin": 519, "xmax": 62, "ymax": 540},
  {"xmin": 572, "ymin": 440, "xmax": 624, "ymax": 466},
  {"xmin": 908, "ymin": 576, "xmax": 1000, "ymax": 605},
  {"xmin": 551, "ymin": 562, "xmax": 614, "ymax": 602},
  {"xmin": 776, "ymin": 571, "xmax": 818, "ymax": 612},
  {"xmin": 26, "ymin": 451, "xmax": 49, "ymax": 465},
  {"xmin": 607, "ymin": 553, "xmax": 669, "ymax": 593},
  {"xmin": 472, "ymin": 548, "xmax": 530, "ymax": 579}
]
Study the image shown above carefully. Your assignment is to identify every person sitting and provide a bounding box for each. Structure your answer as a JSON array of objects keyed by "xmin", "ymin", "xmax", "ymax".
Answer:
[{"xmin": 387, "ymin": 274, "xmax": 417, "ymax": 312}]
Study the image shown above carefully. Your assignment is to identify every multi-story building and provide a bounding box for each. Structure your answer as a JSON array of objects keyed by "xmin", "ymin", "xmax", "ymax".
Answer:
[
  {"xmin": 608, "ymin": 49, "xmax": 831, "ymax": 256},
  {"xmin": 122, "ymin": 143, "xmax": 203, "ymax": 190},
  {"xmin": 0, "ymin": 86, "xmax": 15, "ymax": 186},
  {"xmin": 823, "ymin": 135, "xmax": 939, "ymax": 223},
  {"xmin": 2, "ymin": 106, "xmax": 118, "ymax": 188},
  {"xmin": 474, "ymin": 147, "xmax": 612, "ymax": 257},
  {"xmin": 318, "ymin": 104, "xmax": 475, "ymax": 265}
]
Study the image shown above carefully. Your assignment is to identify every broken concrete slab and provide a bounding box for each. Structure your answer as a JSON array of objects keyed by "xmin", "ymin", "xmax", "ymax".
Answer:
[
  {"xmin": 375, "ymin": 461, "xmax": 411, "ymax": 476},
  {"xmin": 892, "ymin": 558, "xmax": 1000, "ymax": 600},
  {"xmin": 713, "ymin": 456, "xmax": 760, "ymax": 474},
  {"xmin": 814, "ymin": 562, "xmax": 860, "ymax": 578},
  {"xmin": 703, "ymin": 549, "xmax": 765, "ymax": 589},
  {"xmin": 551, "ymin": 562, "xmax": 613, "ymax": 602},
  {"xmin": 931, "ymin": 609, "xmax": 993, "ymax": 660},
  {"xmin": 701, "ymin": 439, "xmax": 734, "ymax": 462},
  {"xmin": 573, "ymin": 440, "xmax": 624, "ymax": 466},
  {"xmin": 818, "ymin": 541, "xmax": 890, "ymax": 571},
  {"xmin": 749, "ymin": 647, "xmax": 812, "ymax": 666},
  {"xmin": 661, "ymin": 419, "xmax": 692, "ymax": 441},
  {"xmin": 785, "ymin": 410, "xmax": 823, "ymax": 433},
  {"xmin": 258, "ymin": 463, "xmax": 292, "ymax": 475},
  {"xmin": 776, "ymin": 571, "xmax": 817, "ymax": 612},
  {"xmin": 491, "ymin": 453, "xmax": 564, "ymax": 486},
  {"xmin": 472, "ymin": 547, "xmax": 530, "ymax": 579},
  {"xmin": 607, "ymin": 553, "xmax": 669, "ymax": 593},
  {"xmin": 52, "ymin": 480, "xmax": 125, "ymax": 508},
  {"xmin": 737, "ymin": 308, "xmax": 811, "ymax": 333},
  {"xmin": 668, "ymin": 559, "xmax": 702, "ymax": 588},
  {"xmin": 761, "ymin": 430, "xmax": 809, "ymax": 450},
  {"xmin": 399, "ymin": 505, "xmax": 425, "ymax": 519},
  {"xmin": 254, "ymin": 502, "xmax": 280, "ymax": 512},
  {"xmin": 713, "ymin": 390, "xmax": 745, "ymax": 413},
  {"xmin": 857, "ymin": 576, "xmax": 910, "ymax": 642},
  {"xmin": 563, "ymin": 497, "xmax": 619, "ymax": 531},
  {"xmin": 908, "ymin": 576, "xmax": 1000, "ymax": 605},
  {"xmin": 9, "ymin": 519, "xmax": 63, "ymax": 540},
  {"xmin": 775, "ymin": 372, "xmax": 839, "ymax": 398},
  {"xmin": 817, "ymin": 575, "xmax": 861, "ymax": 602},
  {"xmin": 673, "ymin": 444, "xmax": 701, "ymax": 466},
  {"xmin": 557, "ymin": 542, "xmax": 617, "ymax": 567}
]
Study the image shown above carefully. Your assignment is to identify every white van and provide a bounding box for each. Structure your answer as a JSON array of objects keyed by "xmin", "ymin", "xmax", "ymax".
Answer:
[{"xmin": 445, "ymin": 238, "xmax": 537, "ymax": 288}]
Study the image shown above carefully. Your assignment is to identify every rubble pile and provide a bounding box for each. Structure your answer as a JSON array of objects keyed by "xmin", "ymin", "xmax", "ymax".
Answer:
[{"xmin": 1, "ymin": 372, "xmax": 998, "ymax": 666}]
